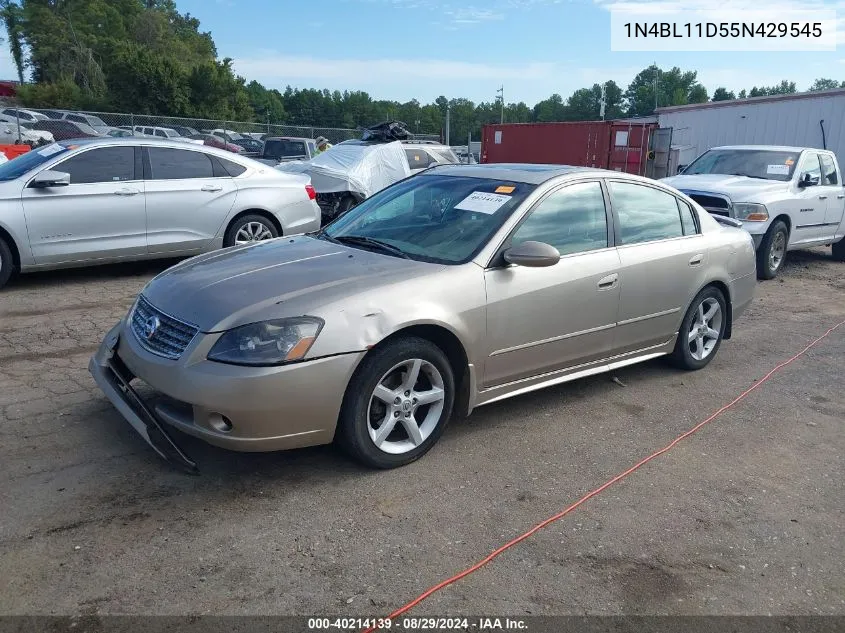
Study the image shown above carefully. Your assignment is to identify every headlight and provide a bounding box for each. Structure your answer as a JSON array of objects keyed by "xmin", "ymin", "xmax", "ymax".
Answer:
[
  {"xmin": 207, "ymin": 317, "xmax": 324, "ymax": 366},
  {"xmin": 733, "ymin": 203, "xmax": 769, "ymax": 222}
]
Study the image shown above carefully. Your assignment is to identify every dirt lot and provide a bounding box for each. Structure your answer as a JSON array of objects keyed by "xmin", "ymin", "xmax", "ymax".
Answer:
[{"xmin": 1, "ymin": 250, "xmax": 843, "ymax": 618}]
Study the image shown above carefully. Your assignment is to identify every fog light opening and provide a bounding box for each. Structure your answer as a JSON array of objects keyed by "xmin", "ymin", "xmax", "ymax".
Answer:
[{"xmin": 209, "ymin": 413, "xmax": 233, "ymax": 434}]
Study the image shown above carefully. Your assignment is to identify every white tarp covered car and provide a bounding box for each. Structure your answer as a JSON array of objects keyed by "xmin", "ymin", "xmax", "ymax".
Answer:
[{"xmin": 276, "ymin": 141, "xmax": 411, "ymax": 223}]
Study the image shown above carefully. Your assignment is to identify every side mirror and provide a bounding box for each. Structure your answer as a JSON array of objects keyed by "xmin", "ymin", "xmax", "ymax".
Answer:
[
  {"xmin": 30, "ymin": 170, "xmax": 70, "ymax": 188},
  {"xmin": 798, "ymin": 172, "xmax": 819, "ymax": 188},
  {"xmin": 503, "ymin": 241, "xmax": 561, "ymax": 268}
]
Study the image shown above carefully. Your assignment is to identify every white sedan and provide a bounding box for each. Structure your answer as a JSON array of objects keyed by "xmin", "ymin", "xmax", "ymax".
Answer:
[{"xmin": 0, "ymin": 137, "xmax": 321, "ymax": 289}]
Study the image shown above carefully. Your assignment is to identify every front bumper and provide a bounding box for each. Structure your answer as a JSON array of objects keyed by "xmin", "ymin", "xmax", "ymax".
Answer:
[{"xmin": 89, "ymin": 321, "xmax": 364, "ymax": 471}]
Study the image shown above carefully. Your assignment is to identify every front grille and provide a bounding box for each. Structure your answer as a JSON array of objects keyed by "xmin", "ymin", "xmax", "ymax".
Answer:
[
  {"xmin": 130, "ymin": 295, "xmax": 199, "ymax": 360},
  {"xmin": 687, "ymin": 193, "xmax": 729, "ymax": 209}
]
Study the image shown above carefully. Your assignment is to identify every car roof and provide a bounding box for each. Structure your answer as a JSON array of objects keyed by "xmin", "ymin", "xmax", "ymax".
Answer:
[
  {"xmin": 711, "ymin": 145, "xmax": 813, "ymax": 153},
  {"xmin": 55, "ymin": 136, "xmax": 245, "ymax": 157},
  {"xmin": 265, "ymin": 136, "xmax": 313, "ymax": 142},
  {"xmin": 424, "ymin": 163, "xmax": 612, "ymax": 184}
]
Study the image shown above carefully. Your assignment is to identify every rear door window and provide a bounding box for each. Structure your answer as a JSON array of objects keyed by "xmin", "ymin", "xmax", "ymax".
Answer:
[
  {"xmin": 148, "ymin": 147, "xmax": 214, "ymax": 180},
  {"xmin": 609, "ymin": 181, "xmax": 685, "ymax": 245}
]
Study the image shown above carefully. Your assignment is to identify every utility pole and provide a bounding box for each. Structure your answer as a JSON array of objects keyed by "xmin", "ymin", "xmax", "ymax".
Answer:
[
  {"xmin": 496, "ymin": 85, "xmax": 504, "ymax": 123},
  {"xmin": 653, "ymin": 63, "xmax": 660, "ymax": 112},
  {"xmin": 599, "ymin": 82, "xmax": 607, "ymax": 120},
  {"xmin": 445, "ymin": 104, "xmax": 451, "ymax": 146}
]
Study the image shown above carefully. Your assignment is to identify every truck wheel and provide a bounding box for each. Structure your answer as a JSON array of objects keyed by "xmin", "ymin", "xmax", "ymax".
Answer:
[
  {"xmin": 832, "ymin": 238, "xmax": 845, "ymax": 262},
  {"xmin": 0, "ymin": 236, "xmax": 15, "ymax": 290},
  {"xmin": 756, "ymin": 220, "xmax": 788, "ymax": 280}
]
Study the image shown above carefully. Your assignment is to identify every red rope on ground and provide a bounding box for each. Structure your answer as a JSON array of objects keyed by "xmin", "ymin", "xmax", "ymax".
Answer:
[{"xmin": 363, "ymin": 318, "xmax": 845, "ymax": 632}]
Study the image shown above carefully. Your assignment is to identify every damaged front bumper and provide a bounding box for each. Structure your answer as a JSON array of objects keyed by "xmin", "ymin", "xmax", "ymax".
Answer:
[{"xmin": 88, "ymin": 324, "xmax": 199, "ymax": 474}]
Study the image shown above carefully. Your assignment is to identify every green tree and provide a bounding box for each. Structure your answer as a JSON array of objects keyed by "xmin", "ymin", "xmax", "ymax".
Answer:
[
  {"xmin": 1, "ymin": 1, "xmax": 26, "ymax": 83},
  {"xmin": 808, "ymin": 78, "xmax": 844, "ymax": 92},
  {"xmin": 711, "ymin": 87, "xmax": 735, "ymax": 102},
  {"xmin": 533, "ymin": 93, "xmax": 566, "ymax": 121},
  {"xmin": 565, "ymin": 81, "xmax": 624, "ymax": 120},
  {"xmin": 748, "ymin": 80, "xmax": 796, "ymax": 97},
  {"xmin": 624, "ymin": 64, "xmax": 708, "ymax": 115}
]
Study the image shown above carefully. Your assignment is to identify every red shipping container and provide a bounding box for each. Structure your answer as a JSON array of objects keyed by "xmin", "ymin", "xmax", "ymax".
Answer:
[{"xmin": 481, "ymin": 120, "xmax": 657, "ymax": 176}]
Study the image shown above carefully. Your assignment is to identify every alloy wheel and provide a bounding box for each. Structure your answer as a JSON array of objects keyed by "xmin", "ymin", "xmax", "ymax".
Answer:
[
  {"xmin": 366, "ymin": 358, "xmax": 446, "ymax": 454},
  {"xmin": 234, "ymin": 221, "xmax": 274, "ymax": 245},
  {"xmin": 687, "ymin": 297, "xmax": 723, "ymax": 361},
  {"xmin": 769, "ymin": 230, "xmax": 786, "ymax": 273}
]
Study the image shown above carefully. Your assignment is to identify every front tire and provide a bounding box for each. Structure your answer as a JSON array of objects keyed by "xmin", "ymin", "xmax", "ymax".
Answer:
[
  {"xmin": 0, "ymin": 237, "xmax": 13, "ymax": 290},
  {"xmin": 336, "ymin": 337, "xmax": 455, "ymax": 469},
  {"xmin": 832, "ymin": 237, "xmax": 845, "ymax": 262},
  {"xmin": 223, "ymin": 213, "xmax": 279, "ymax": 247},
  {"xmin": 756, "ymin": 220, "xmax": 789, "ymax": 280},
  {"xmin": 669, "ymin": 286, "xmax": 727, "ymax": 371}
]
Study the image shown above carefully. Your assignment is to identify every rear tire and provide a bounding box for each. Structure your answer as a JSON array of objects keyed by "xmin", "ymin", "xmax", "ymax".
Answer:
[
  {"xmin": 0, "ymin": 237, "xmax": 15, "ymax": 290},
  {"xmin": 669, "ymin": 286, "xmax": 727, "ymax": 371},
  {"xmin": 832, "ymin": 237, "xmax": 845, "ymax": 262},
  {"xmin": 336, "ymin": 337, "xmax": 455, "ymax": 469},
  {"xmin": 756, "ymin": 220, "xmax": 789, "ymax": 280},
  {"xmin": 223, "ymin": 213, "xmax": 279, "ymax": 247}
]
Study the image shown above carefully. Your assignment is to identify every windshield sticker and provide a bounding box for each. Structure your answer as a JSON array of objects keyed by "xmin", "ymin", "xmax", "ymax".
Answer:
[
  {"xmin": 455, "ymin": 191, "xmax": 512, "ymax": 214},
  {"xmin": 37, "ymin": 143, "xmax": 64, "ymax": 157},
  {"xmin": 495, "ymin": 185, "xmax": 516, "ymax": 194},
  {"xmin": 766, "ymin": 164, "xmax": 790, "ymax": 176}
]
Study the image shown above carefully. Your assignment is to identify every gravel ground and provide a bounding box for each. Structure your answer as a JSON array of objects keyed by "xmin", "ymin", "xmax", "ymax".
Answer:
[{"xmin": 0, "ymin": 249, "xmax": 843, "ymax": 618}]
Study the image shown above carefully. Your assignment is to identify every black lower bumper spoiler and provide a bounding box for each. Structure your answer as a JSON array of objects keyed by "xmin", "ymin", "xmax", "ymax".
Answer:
[{"xmin": 89, "ymin": 339, "xmax": 199, "ymax": 475}]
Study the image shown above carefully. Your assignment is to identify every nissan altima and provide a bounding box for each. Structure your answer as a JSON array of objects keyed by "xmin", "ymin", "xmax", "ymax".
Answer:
[
  {"xmin": 0, "ymin": 137, "xmax": 321, "ymax": 289},
  {"xmin": 89, "ymin": 164, "xmax": 757, "ymax": 472}
]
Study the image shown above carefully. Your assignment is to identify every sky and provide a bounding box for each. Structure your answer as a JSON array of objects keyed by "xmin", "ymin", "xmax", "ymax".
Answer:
[{"xmin": 1, "ymin": 0, "xmax": 843, "ymax": 106}]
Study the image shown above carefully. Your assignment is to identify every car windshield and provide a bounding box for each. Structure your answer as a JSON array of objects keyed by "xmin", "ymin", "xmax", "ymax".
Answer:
[
  {"xmin": 683, "ymin": 149, "xmax": 799, "ymax": 182},
  {"xmin": 322, "ymin": 174, "xmax": 536, "ymax": 264},
  {"xmin": 264, "ymin": 140, "xmax": 307, "ymax": 158},
  {"xmin": 0, "ymin": 142, "xmax": 70, "ymax": 181},
  {"xmin": 86, "ymin": 116, "xmax": 107, "ymax": 127}
]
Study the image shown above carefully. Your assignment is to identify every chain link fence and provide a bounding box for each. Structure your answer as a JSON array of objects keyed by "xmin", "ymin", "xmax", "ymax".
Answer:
[{"xmin": 63, "ymin": 110, "xmax": 442, "ymax": 144}]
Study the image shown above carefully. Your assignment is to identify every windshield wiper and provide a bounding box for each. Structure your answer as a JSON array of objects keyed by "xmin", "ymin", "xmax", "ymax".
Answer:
[
  {"xmin": 728, "ymin": 172, "xmax": 767, "ymax": 180},
  {"xmin": 333, "ymin": 235, "xmax": 410, "ymax": 259}
]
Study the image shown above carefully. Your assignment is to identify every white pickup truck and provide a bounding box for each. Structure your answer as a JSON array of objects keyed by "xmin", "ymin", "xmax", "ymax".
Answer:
[{"xmin": 662, "ymin": 145, "xmax": 845, "ymax": 279}]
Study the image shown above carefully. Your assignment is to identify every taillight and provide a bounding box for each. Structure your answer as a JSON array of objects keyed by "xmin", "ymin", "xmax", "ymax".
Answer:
[{"xmin": 305, "ymin": 184, "xmax": 316, "ymax": 200}]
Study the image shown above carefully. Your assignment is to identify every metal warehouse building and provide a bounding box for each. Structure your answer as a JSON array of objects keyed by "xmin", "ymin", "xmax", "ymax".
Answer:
[{"xmin": 656, "ymin": 88, "xmax": 845, "ymax": 174}]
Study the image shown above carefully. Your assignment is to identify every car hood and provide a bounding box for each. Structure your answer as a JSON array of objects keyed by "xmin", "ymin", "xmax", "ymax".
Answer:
[
  {"xmin": 662, "ymin": 174, "xmax": 788, "ymax": 199},
  {"xmin": 141, "ymin": 235, "xmax": 439, "ymax": 332}
]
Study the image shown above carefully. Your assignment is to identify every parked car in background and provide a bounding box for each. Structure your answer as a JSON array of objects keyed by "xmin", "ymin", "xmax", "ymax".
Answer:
[
  {"xmin": 60, "ymin": 112, "xmax": 110, "ymax": 135},
  {"xmin": 88, "ymin": 164, "xmax": 756, "ymax": 472},
  {"xmin": 283, "ymin": 138, "xmax": 459, "ymax": 223},
  {"xmin": 662, "ymin": 145, "xmax": 845, "ymax": 279},
  {"xmin": 132, "ymin": 125, "xmax": 182, "ymax": 140},
  {"xmin": 231, "ymin": 137, "xmax": 263, "ymax": 155},
  {"xmin": 26, "ymin": 120, "xmax": 99, "ymax": 141},
  {"xmin": 107, "ymin": 128, "xmax": 134, "ymax": 138},
  {"xmin": 34, "ymin": 109, "xmax": 68, "ymax": 120},
  {"xmin": 207, "ymin": 129, "xmax": 244, "ymax": 143},
  {"xmin": 0, "ymin": 137, "xmax": 321, "ymax": 290},
  {"xmin": 0, "ymin": 108, "xmax": 49, "ymax": 122},
  {"xmin": 188, "ymin": 133, "xmax": 244, "ymax": 153},
  {"xmin": 0, "ymin": 117, "xmax": 55, "ymax": 146},
  {"xmin": 257, "ymin": 137, "xmax": 317, "ymax": 165},
  {"xmin": 169, "ymin": 125, "xmax": 200, "ymax": 137}
]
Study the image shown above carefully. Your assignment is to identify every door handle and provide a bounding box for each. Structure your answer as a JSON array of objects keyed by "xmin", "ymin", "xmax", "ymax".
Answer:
[
  {"xmin": 114, "ymin": 188, "xmax": 140, "ymax": 196},
  {"xmin": 818, "ymin": 195, "xmax": 828, "ymax": 200},
  {"xmin": 597, "ymin": 273, "xmax": 618, "ymax": 289},
  {"xmin": 201, "ymin": 184, "xmax": 223, "ymax": 192},
  {"xmin": 837, "ymin": 194, "xmax": 844, "ymax": 199},
  {"xmin": 689, "ymin": 254, "xmax": 703, "ymax": 266}
]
